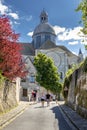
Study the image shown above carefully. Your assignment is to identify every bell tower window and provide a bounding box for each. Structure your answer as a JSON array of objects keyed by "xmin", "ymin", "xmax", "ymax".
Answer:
[
  {"xmin": 40, "ymin": 9, "xmax": 48, "ymax": 23},
  {"xmin": 41, "ymin": 17, "xmax": 43, "ymax": 20}
]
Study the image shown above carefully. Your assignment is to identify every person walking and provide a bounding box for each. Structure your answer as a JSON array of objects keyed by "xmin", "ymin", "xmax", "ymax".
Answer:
[
  {"xmin": 41, "ymin": 93, "xmax": 45, "ymax": 107},
  {"xmin": 31, "ymin": 90, "xmax": 37, "ymax": 102},
  {"xmin": 46, "ymin": 92, "xmax": 51, "ymax": 106}
]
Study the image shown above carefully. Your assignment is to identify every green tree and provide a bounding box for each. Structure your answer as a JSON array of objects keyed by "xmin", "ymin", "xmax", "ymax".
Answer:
[
  {"xmin": 76, "ymin": 0, "xmax": 87, "ymax": 34},
  {"xmin": 34, "ymin": 53, "xmax": 61, "ymax": 92},
  {"xmin": 76, "ymin": 0, "xmax": 87, "ymax": 50},
  {"xmin": 51, "ymin": 82, "xmax": 62, "ymax": 100},
  {"xmin": 83, "ymin": 57, "xmax": 87, "ymax": 72}
]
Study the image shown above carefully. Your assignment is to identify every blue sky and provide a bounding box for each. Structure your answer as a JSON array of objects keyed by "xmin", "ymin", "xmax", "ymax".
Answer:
[{"xmin": 0, "ymin": 0, "xmax": 86, "ymax": 55}]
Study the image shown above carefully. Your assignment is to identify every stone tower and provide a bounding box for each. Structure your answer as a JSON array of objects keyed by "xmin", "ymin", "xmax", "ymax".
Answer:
[{"xmin": 32, "ymin": 10, "xmax": 56, "ymax": 49}]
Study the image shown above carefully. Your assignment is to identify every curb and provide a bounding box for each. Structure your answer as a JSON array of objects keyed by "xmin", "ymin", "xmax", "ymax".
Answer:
[
  {"xmin": 0, "ymin": 103, "xmax": 29, "ymax": 129},
  {"xmin": 59, "ymin": 104, "xmax": 79, "ymax": 130}
]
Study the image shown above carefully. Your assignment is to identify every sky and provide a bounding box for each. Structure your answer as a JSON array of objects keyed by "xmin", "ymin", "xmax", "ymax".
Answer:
[{"xmin": 0, "ymin": 0, "xmax": 86, "ymax": 56}]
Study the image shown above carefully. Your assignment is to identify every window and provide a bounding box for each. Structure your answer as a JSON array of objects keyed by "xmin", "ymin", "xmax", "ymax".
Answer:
[
  {"xmin": 41, "ymin": 17, "xmax": 46, "ymax": 22},
  {"xmin": 21, "ymin": 78, "xmax": 26, "ymax": 82},
  {"xmin": 29, "ymin": 75, "xmax": 35, "ymax": 83},
  {"xmin": 45, "ymin": 35, "xmax": 50, "ymax": 41},
  {"xmin": 60, "ymin": 72, "xmax": 63, "ymax": 79},
  {"xmin": 36, "ymin": 36, "xmax": 41, "ymax": 48},
  {"xmin": 23, "ymin": 89, "xmax": 27, "ymax": 97}
]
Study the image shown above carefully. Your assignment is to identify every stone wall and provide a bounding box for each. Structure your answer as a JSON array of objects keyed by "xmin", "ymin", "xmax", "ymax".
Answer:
[
  {"xmin": 67, "ymin": 71, "xmax": 76, "ymax": 107},
  {"xmin": 67, "ymin": 67, "xmax": 87, "ymax": 118},
  {"xmin": 0, "ymin": 81, "xmax": 18, "ymax": 114}
]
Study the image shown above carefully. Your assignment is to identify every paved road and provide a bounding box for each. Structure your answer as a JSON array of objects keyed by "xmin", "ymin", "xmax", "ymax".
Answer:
[{"xmin": 2, "ymin": 102, "xmax": 76, "ymax": 130}]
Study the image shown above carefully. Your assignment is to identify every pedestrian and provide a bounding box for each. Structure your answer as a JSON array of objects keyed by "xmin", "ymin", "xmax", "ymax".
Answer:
[
  {"xmin": 32, "ymin": 90, "xmax": 36, "ymax": 102},
  {"xmin": 41, "ymin": 93, "xmax": 45, "ymax": 107},
  {"xmin": 46, "ymin": 92, "xmax": 51, "ymax": 106},
  {"xmin": 33, "ymin": 91, "xmax": 37, "ymax": 102}
]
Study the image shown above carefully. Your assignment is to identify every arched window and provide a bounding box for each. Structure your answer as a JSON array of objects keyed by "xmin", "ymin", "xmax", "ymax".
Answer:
[
  {"xmin": 60, "ymin": 72, "xmax": 63, "ymax": 79},
  {"xmin": 45, "ymin": 35, "xmax": 50, "ymax": 41},
  {"xmin": 36, "ymin": 36, "xmax": 41, "ymax": 48}
]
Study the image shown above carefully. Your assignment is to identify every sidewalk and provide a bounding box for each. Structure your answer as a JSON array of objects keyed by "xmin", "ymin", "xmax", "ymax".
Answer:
[
  {"xmin": 0, "ymin": 101, "xmax": 30, "ymax": 129},
  {"xmin": 58, "ymin": 101, "xmax": 87, "ymax": 130}
]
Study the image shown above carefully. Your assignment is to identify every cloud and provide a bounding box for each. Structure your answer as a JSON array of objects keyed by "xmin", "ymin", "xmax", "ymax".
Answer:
[
  {"xmin": 0, "ymin": 0, "xmax": 19, "ymax": 20},
  {"xmin": 14, "ymin": 21, "xmax": 20, "ymax": 24},
  {"xmin": 8, "ymin": 12, "xmax": 19, "ymax": 20},
  {"xmin": 53, "ymin": 25, "xmax": 85, "ymax": 45},
  {"xmin": 27, "ymin": 31, "xmax": 33, "ymax": 36},
  {"xmin": 0, "ymin": 0, "xmax": 9, "ymax": 14},
  {"xmin": 21, "ymin": 15, "xmax": 33, "ymax": 22},
  {"xmin": 26, "ymin": 15, "xmax": 32, "ymax": 21},
  {"xmin": 68, "ymin": 41, "xmax": 79, "ymax": 45},
  {"xmin": 53, "ymin": 25, "xmax": 66, "ymax": 35},
  {"xmin": 57, "ymin": 26, "xmax": 83, "ymax": 41}
]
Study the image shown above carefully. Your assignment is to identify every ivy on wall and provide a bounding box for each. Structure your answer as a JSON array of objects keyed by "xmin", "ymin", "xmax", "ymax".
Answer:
[{"xmin": 83, "ymin": 57, "xmax": 87, "ymax": 73}]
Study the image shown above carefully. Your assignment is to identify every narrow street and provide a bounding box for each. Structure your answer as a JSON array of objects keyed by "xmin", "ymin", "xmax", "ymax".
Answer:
[{"xmin": 2, "ymin": 102, "xmax": 76, "ymax": 130}]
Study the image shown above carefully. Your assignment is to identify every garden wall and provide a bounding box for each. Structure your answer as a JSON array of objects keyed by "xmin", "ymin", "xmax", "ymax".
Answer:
[
  {"xmin": 0, "ymin": 81, "xmax": 18, "ymax": 114},
  {"xmin": 67, "ymin": 67, "xmax": 87, "ymax": 118}
]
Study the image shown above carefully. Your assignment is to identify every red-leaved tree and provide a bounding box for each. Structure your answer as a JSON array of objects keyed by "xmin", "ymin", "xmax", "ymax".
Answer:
[{"xmin": 0, "ymin": 16, "xmax": 27, "ymax": 81}]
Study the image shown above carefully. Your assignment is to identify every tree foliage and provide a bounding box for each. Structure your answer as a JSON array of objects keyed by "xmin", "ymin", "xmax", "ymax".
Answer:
[
  {"xmin": 0, "ymin": 16, "xmax": 27, "ymax": 81},
  {"xmin": 76, "ymin": 0, "xmax": 87, "ymax": 34},
  {"xmin": 51, "ymin": 82, "xmax": 62, "ymax": 94},
  {"xmin": 63, "ymin": 65, "xmax": 77, "ymax": 98},
  {"xmin": 34, "ymin": 53, "xmax": 62, "ymax": 93},
  {"xmin": 63, "ymin": 64, "xmax": 78, "ymax": 88},
  {"xmin": 0, "ymin": 70, "xmax": 5, "ymax": 84},
  {"xmin": 76, "ymin": 0, "xmax": 87, "ymax": 50},
  {"xmin": 83, "ymin": 57, "xmax": 87, "ymax": 72}
]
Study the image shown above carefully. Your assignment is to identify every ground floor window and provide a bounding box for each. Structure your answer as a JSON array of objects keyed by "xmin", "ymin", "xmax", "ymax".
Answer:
[{"xmin": 23, "ymin": 88, "xmax": 27, "ymax": 97}]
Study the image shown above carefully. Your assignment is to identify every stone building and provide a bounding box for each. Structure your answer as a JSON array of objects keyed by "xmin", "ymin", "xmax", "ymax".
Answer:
[{"xmin": 20, "ymin": 10, "xmax": 83, "ymax": 101}]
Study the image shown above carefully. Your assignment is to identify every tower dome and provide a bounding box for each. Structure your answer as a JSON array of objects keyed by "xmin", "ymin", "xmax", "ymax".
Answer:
[
  {"xmin": 33, "ymin": 23, "xmax": 56, "ymax": 36},
  {"xmin": 32, "ymin": 10, "xmax": 56, "ymax": 49}
]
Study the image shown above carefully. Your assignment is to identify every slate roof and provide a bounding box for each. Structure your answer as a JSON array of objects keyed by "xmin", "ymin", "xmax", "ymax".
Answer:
[
  {"xmin": 19, "ymin": 43, "xmax": 35, "ymax": 56},
  {"xmin": 39, "ymin": 40, "xmax": 78, "ymax": 57},
  {"xmin": 33, "ymin": 23, "xmax": 56, "ymax": 36},
  {"xmin": 40, "ymin": 40, "xmax": 56, "ymax": 49},
  {"xmin": 56, "ymin": 45, "xmax": 77, "ymax": 57},
  {"xmin": 18, "ymin": 41, "xmax": 78, "ymax": 58}
]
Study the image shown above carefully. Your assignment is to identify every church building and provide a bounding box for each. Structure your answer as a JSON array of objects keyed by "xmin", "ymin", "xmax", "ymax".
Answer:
[{"xmin": 20, "ymin": 10, "xmax": 83, "ymax": 101}]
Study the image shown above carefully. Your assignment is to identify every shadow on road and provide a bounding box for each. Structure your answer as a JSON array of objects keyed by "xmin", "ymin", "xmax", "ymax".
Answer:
[{"xmin": 50, "ymin": 105, "xmax": 73, "ymax": 130}]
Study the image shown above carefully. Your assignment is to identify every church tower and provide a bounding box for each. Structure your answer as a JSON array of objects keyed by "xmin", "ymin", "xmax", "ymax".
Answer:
[
  {"xmin": 40, "ymin": 9, "xmax": 48, "ymax": 23},
  {"xmin": 32, "ymin": 10, "xmax": 56, "ymax": 49},
  {"xmin": 78, "ymin": 48, "xmax": 83, "ymax": 62}
]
